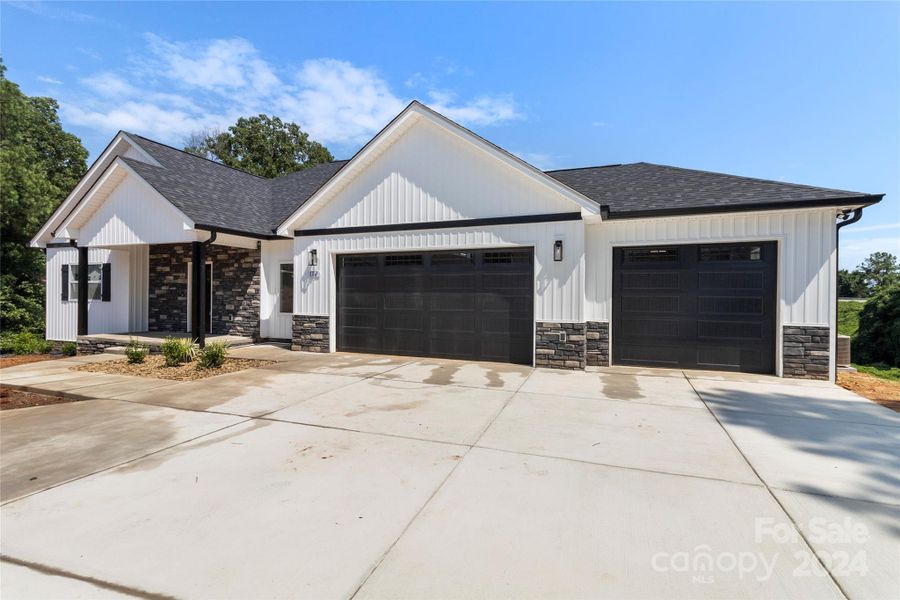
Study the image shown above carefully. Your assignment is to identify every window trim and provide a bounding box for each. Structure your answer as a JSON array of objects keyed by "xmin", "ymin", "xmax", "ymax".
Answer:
[
  {"xmin": 67, "ymin": 263, "xmax": 102, "ymax": 302},
  {"xmin": 278, "ymin": 261, "xmax": 294, "ymax": 314}
]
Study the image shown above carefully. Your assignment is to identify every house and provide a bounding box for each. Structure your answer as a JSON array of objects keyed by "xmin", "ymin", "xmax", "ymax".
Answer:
[{"xmin": 31, "ymin": 101, "xmax": 883, "ymax": 381}]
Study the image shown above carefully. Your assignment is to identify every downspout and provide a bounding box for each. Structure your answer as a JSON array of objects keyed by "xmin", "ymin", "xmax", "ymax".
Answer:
[
  {"xmin": 197, "ymin": 230, "xmax": 217, "ymax": 348},
  {"xmin": 834, "ymin": 208, "xmax": 863, "ymax": 379}
]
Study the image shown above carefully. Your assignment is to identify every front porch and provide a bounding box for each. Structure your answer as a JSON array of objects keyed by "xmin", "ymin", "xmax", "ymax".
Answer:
[{"xmin": 77, "ymin": 331, "xmax": 255, "ymax": 355}]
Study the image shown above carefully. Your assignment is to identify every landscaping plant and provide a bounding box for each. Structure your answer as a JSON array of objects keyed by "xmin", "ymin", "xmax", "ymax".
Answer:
[
  {"xmin": 852, "ymin": 283, "xmax": 900, "ymax": 367},
  {"xmin": 4, "ymin": 331, "xmax": 51, "ymax": 355},
  {"xmin": 197, "ymin": 341, "xmax": 229, "ymax": 369},
  {"xmin": 60, "ymin": 342, "xmax": 77, "ymax": 356},
  {"xmin": 124, "ymin": 338, "xmax": 149, "ymax": 364},
  {"xmin": 161, "ymin": 336, "xmax": 197, "ymax": 367}
]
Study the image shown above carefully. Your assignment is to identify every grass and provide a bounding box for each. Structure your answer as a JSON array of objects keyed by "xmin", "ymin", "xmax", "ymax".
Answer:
[
  {"xmin": 852, "ymin": 363, "xmax": 900, "ymax": 382},
  {"xmin": 837, "ymin": 299, "xmax": 865, "ymax": 337}
]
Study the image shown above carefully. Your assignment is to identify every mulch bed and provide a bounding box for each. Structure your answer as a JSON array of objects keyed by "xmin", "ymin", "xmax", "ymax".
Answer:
[
  {"xmin": 0, "ymin": 354, "xmax": 64, "ymax": 369},
  {"xmin": 838, "ymin": 371, "xmax": 900, "ymax": 412},
  {"xmin": 72, "ymin": 355, "xmax": 275, "ymax": 381},
  {"xmin": 1, "ymin": 387, "xmax": 76, "ymax": 411}
]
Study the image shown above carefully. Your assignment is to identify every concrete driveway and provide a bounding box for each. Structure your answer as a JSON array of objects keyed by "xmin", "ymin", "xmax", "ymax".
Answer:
[{"xmin": 1, "ymin": 347, "xmax": 897, "ymax": 599}]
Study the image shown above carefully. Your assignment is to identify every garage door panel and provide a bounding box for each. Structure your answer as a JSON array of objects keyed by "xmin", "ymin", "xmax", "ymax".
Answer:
[
  {"xmin": 337, "ymin": 249, "xmax": 533, "ymax": 365},
  {"xmin": 613, "ymin": 242, "xmax": 776, "ymax": 373}
]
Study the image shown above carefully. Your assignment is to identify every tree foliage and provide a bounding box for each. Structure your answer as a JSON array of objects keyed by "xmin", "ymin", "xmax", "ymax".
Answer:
[
  {"xmin": 838, "ymin": 252, "xmax": 900, "ymax": 298},
  {"xmin": 852, "ymin": 283, "xmax": 900, "ymax": 367},
  {"xmin": 0, "ymin": 62, "xmax": 88, "ymax": 333},
  {"xmin": 183, "ymin": 115, "xmax": 333, "ymax": 178}
]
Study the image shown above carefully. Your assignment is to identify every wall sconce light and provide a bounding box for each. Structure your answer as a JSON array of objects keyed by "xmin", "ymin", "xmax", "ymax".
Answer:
[
  {"xmin": 309, "ymin": 249, "xmax": 318, "ymax": 268},
  {"xmin": 553, "ymin": 240, "xmax": 563, "ymax": 262}
]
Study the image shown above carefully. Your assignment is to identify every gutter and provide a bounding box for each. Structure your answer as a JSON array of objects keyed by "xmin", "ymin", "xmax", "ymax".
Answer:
[
  {"xmin": 601, "ymin": 195, "xmax": 884, "ymax": 220},
  {"xmin": 194, "ymin": 224, "xmax": 289, "ymax": 241}
]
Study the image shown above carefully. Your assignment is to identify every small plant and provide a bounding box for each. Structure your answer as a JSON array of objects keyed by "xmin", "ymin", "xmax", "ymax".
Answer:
[
  {"xmin": 124, "ymin": 338, "xmax": 149, "ymax": 364},
  {"xmin": 197, "ymin": 341, "xmax": 229, "ymax": 369},
  {"xmin": 161, "ymin": 336, "xmax": 197, "ymax": 367},
  {"xmin": 7, "ymin": 332, "xmax": 46, "ymax": 355},
  {"xmin": 60, "ymin": 342, "xmax": 78, "ymax": 356}
]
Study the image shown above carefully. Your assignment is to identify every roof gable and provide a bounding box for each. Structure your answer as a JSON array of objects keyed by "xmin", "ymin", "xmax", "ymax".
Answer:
[{"xmin": 276, "ymin": 101, "xmax": 600, "ymax": 235}]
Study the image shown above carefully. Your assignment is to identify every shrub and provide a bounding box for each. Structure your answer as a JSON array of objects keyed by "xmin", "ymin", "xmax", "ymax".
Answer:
[
  {"xmin": 852, "ymin": 283, "xmax": 900, "ymax": 367},
  {"xmin": 60, "ymin": 342, "xmax": 77, "ymax": 356},
  {"xmin": 161, "ymin": 336, "xmax": 197, "ymax": 367},
  {"xmin": 5, "ymin": 332, "xmax": 48, "ymax": 355},
  {"xmin": 197, "ymin": 341, "xmax": 229, "ymax": 369},
  {"xmin": 124, "ymin": 338, "xmax": 149, "ymax": 364}
]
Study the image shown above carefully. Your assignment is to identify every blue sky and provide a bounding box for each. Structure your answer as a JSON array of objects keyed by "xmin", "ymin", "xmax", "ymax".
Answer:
[{"xmin": 3, "ymin": 1, "xmax": 898, "ymax": 268}]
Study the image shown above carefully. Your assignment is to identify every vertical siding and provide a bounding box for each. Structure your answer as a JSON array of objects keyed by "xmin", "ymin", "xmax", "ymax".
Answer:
[
  {"xmin": 45, "ymin": 247, "xmax": 132, "ymax": 341},
  {"xmin": 302, "ymin": 120, "xmax": 577, "ymax": 230},
  {"xmin": 584, "ymin": 208, "xmax": 837, "ymax": 326},
  {"xmin": 78, "ymin": 174, "xmax": 194, "ymax": 246},
  {"xmin": 260, "ymin": 239, "xmax": 294, "ymax": 339},
  {"xmin": 294, "ymin": 220, "xmax": 584, "ymax": 328},
  {"xmin": 128, "ymin": 245, "xmax": 149, "ymax": 331}
]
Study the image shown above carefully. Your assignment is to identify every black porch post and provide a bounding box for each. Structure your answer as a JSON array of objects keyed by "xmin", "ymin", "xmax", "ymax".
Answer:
[
  {"xmin": 190, "ymin": 241, "xmax": 205, "ymax": 346},
  {"xmin": 77, "ymin": 246, "xmax": 89, "ymax": 336}
]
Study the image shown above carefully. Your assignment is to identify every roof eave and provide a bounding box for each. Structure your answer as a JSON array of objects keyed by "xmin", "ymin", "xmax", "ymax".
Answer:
[{"xmin": 601, "ymin": 195, "xmax": 885, "ymax": 220}]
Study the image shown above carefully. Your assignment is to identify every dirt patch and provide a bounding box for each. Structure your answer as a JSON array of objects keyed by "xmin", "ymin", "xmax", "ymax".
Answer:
[
  {"xmin": 72, "ymin": 355, "xmax": 275, "ymax": 381},
  {"xmin": 0, "ymin": 354, "xmax": 63, "ymax": 369},
  {"xmin": 0, "ymin": 387, "xmax": 76, "ymax": 411},
  {"xmin": 838, "ymin": 371, "xmax": 900, "ymax": 411}
]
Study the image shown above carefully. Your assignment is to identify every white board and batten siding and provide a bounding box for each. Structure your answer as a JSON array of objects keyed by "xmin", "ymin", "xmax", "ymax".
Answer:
[
  {"xmin": 584, "ymin": 207, "xmax": 838, "ymax": 378},
  {"xmin": 45, "ymin": 246, "xmax": 148, "ymax": 341},
  {"xmin": 260, "ymin": 239, "xmax": 295, "ymax": 339}
]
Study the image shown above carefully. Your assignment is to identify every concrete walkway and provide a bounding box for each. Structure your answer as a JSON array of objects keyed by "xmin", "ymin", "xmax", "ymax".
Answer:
[{"xmin": 1, "ymin": 347, "xmax": 897, "ymax": 599}]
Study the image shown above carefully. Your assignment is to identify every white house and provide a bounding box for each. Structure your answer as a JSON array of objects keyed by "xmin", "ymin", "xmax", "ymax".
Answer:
[{"xmin": 31, "ymin": 101, "xmax": 883, "ymax": 381}]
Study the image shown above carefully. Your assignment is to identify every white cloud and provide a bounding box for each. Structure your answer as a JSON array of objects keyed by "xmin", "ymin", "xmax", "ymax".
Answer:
[
  {"xmin": 511, "ymin": 150, "xmax": 559, "ymax": 171},
  {"xmin": 36, "ymin": 75, "xmax": 62, "ymax": 85},
  {"xmin": 840, "ymin": 235, "xmax": 900, "ymax": 269},
  {"xmin": 61, "ymin": 36, "xmax": 522, "ymax": 151},
  {"xmin": 840, "ymin": 222, "xmax": 900, "ymax": 235},
  {"xmin": 8, "ymin": 1, "xmax": 97, "ymax": 23}
]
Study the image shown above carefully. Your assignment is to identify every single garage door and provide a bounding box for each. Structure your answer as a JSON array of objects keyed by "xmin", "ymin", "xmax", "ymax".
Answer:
[
  {"xmin": 337, "ymin": 249, "xmax": 534, "ymax": 364},
  {"xmin": 612, "ymin": 242, "xmax": 777, "ymax": 373}
]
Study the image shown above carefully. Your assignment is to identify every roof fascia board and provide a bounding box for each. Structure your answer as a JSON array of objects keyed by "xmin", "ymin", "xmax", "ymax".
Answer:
[
  {"xmin": 30, "ymin": 132, "xmax": 161, "ymax": 247},
  {"xmin": 601, "ymin": 195, "xmax": 884, "ymax": 221},
  {"xmin": 276, "ymin": 102, "xmax": 601, "ymax": 236}
]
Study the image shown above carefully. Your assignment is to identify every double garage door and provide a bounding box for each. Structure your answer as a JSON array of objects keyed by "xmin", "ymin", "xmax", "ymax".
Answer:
[
  {"xmin": 337, "ymin": 249, "xmax": 534, "ymax": 364},
  {"xmin": 612, "ymin": 242, "xmax": 777, "ymax": 373}
]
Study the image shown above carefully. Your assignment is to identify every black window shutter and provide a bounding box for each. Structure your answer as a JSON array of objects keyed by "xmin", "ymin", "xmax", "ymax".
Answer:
[
  {"xmin": 101, "ymin": 263, "xmax": 111, "ymax": 302},
  {"xmin": 61, "ymin": 265, "xmax": 69, "ymax": 301}
]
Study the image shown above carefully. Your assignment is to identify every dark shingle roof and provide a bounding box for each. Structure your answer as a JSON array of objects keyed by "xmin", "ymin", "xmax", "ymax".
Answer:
[
  {"xmin": 546, "ymin": 162, "xmax": 880, "ymax": 218},
  {"xmin": 125, "ymin": 134, "xmax": 346, "ymax": 237},
  {"xmin": 124, "ymin": 134, "xmax": 881, "ymax": 235}
]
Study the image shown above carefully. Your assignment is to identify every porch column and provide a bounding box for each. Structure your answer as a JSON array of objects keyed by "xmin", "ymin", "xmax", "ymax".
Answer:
[
  {"xmin": 190, "ymin": 241, "xmax": 207, "ymax": 347},
  {"xmin": 77, "ymin": 246, "xmax": 89, "ymax": 336}
]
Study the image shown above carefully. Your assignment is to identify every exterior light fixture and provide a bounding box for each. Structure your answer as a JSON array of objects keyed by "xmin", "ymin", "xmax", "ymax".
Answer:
[
  {"xmin": 553, "ymin": 240, "xmax": 563, "ymax": 262},
  {"xmin": 309, "ymin": 249, "xmax": 318, "ymax": 268}
]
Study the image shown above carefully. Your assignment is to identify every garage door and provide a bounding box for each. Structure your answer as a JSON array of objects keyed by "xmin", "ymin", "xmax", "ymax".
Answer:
[
  {"xmin": 612, "ymin": 242, "xmax": 777, "ymax": 373},
  {"xmin": 337, "ymin": 249, "xmax": 534, "ymax": 364}
]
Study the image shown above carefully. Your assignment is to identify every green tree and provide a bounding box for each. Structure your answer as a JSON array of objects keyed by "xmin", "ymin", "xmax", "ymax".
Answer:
[
  {"xmin": 0, "ymin": 61, "xmax": 88, "ymax": 333},
  {"xmin": 852, "ymin": 283, "xmax": 900, "ymax": 367},
  {"xmin": 858, "ymin": 251, "xmax": 899, "ymax": 294},
  {"xmin": 183, "ymin": 115, "xmax": 333, "ymax": 178},
  {"xmin": 838, "ymin": 268, "xmax": 870, "ymax": 298}
]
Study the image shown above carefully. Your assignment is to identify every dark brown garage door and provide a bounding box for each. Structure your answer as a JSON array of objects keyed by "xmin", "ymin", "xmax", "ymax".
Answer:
[
  {"xmin": 612, "ymin": 242, "xmax": 777, "ymax": 373},
  {"xmin": 337, "ymin": 249, "xmax": 534, "ymax": 364}
]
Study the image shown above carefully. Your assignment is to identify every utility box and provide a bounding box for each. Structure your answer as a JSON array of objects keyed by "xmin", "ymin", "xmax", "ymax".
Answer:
[{"xmin": 837, "ymin": 334, "xmax": 852, "ymax": 367}]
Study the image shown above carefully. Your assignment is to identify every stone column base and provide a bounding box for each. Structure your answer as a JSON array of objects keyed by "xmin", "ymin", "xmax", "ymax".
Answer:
[
  {"xmin": 783, "ymin": 325, "xmax": 830, "ymax": 380},
  {"xmin": 535, "ymin": 322, "xmax": 586, "ymax": 369},
  {"xmin": 586, "ymin": 321, "xmax": 610, "ymax": 367},
  {"xmin": 292, "ymin": 315, "xmax": 331, "ymax": 352}
]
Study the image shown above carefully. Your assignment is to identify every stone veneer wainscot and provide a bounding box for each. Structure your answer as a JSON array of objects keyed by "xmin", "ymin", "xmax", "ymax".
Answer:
[
  {"xmin": 585, "ymin": 321, "xmax": 610, "ymax": 367},
  {"xmin": 535, "ymin": 322, "xmax": 586, "ymax": 369},
  {"xmin": 292, "ymin": 315, "xmax": 330, "ymax": 352},
  {"xmin": 782, "ymin": 325, "xmax": 830, "ymax": 380}
]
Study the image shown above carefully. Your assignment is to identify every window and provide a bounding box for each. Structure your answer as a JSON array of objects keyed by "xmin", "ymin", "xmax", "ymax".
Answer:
[
  {"xmin": 384, "ymin": 254, "xmax": 423, "ymax": 266},
  {"xmin": 279, "ymin": 263, "xmax": 294, "ymax": 313},
  {"xmin": 483, "ymin": 251, "xmax": 530, "ymax": 264},
  {"xmin": 430, "ymin": 251, "xmax": 474, "ymax": 266},
  {"xmin": 699, "ymin": 245, "xmax": 762, "ymax": 262},
  {"xmin": 69, "ymin": 264, "xmax": 102, "ymax": 300},
  {"xmin": 623, "ymin": 247, "xmax": 678, "ymax": 263}
]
